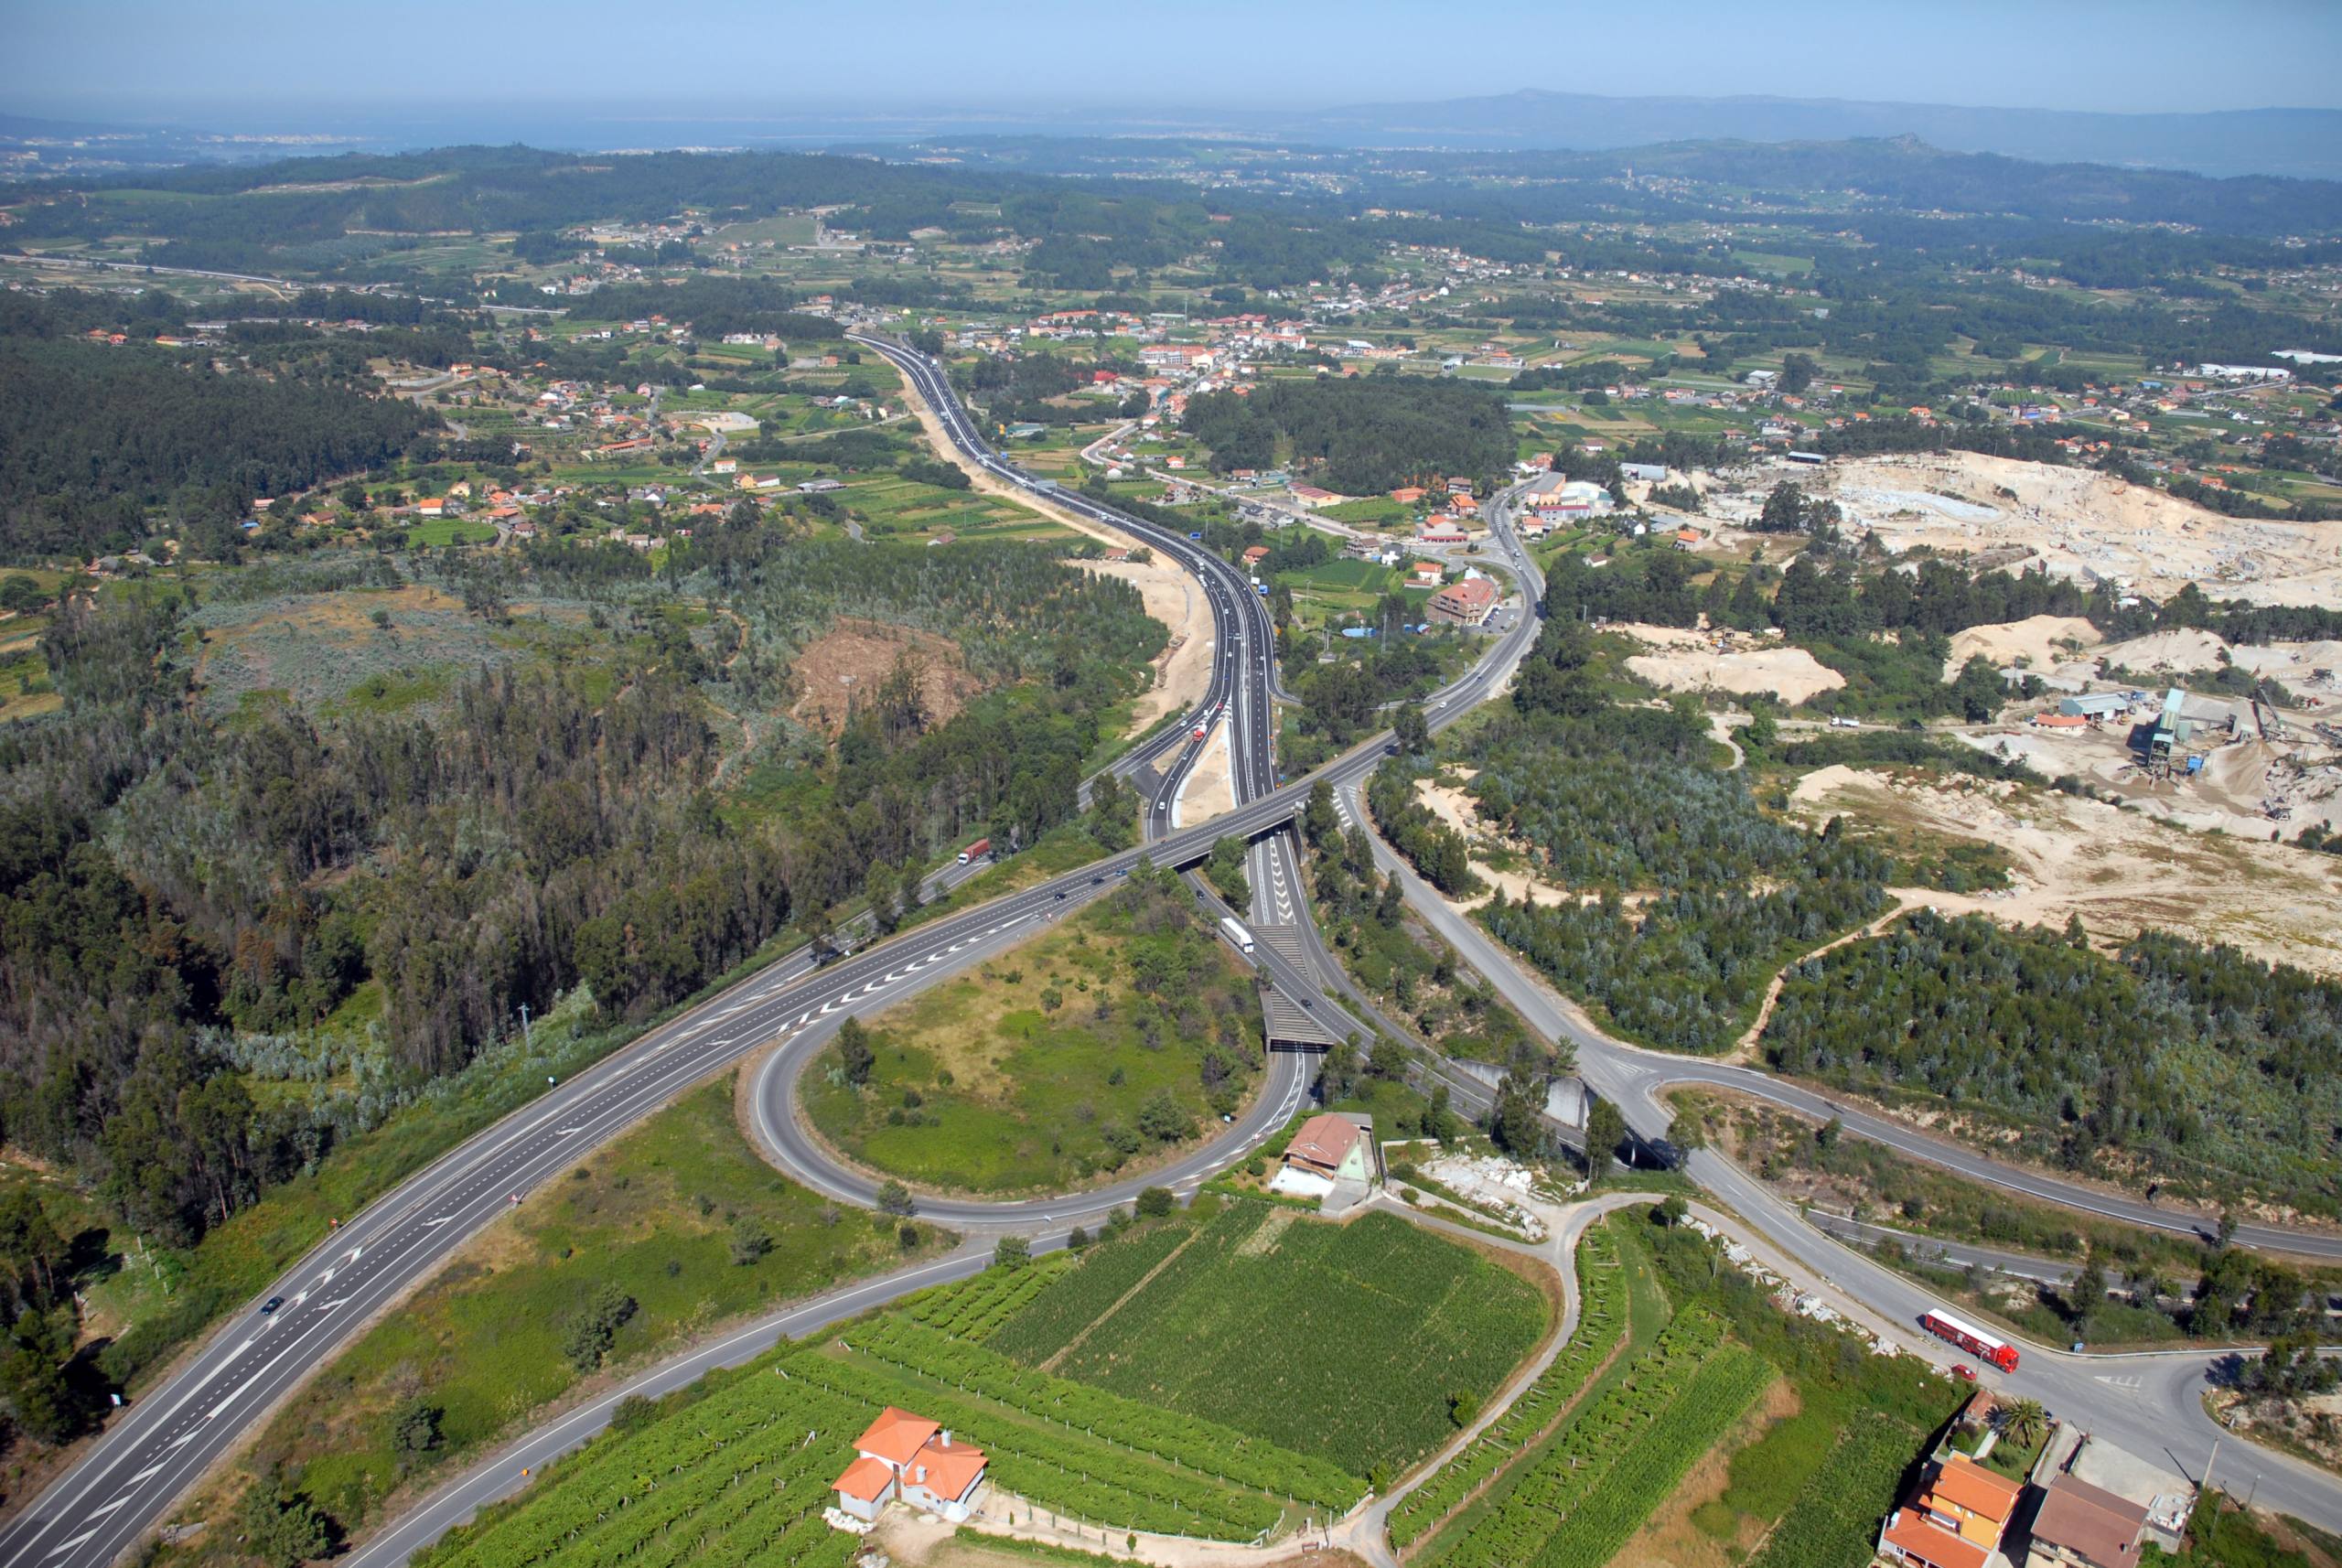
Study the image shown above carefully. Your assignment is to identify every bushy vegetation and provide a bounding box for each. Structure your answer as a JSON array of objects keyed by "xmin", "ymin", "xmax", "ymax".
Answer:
[
  {"xmin": 1434, "ymin": 685, "xmax": 1891, "ymax": 1055},
  {"xmin": 1761, "ymin": 912, "xmax": 2342, "ymax": 1213}
]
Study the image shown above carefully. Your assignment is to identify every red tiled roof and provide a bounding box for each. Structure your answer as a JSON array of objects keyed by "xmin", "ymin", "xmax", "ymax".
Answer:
[
  {"xmin": 912, "ymin": 1435, "xmax": 987, "ymax": 1498},
  {"xmin": 1928, "ymin": 1455, "xmax": 2023, "ymax": 1524},
  {"xmin": 1285, "ymin": 1114, "xmax": 1361, "ymax": 1173},
  {"xmin": 855, "ymin": 1406, "xmax": 940, "ymax": 1467},
  {"xmin": 2030, "ymin": 1476, "xmax": 2147, "ymax": 1567},
  {"xmin": 833, "ymin": 1455, "xmax": 896, "ymax": 1503},
  {"xmin": 1882, "ymin": 1508, "xmax": 1990, "ymax": 1568}
]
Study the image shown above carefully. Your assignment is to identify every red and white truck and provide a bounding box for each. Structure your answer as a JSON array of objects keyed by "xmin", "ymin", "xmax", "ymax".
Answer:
[
  {"xmin": 956, "ymin": 838, "xmax": 991, "ymax": 865},
  {"xmin": 1920, "ymin": 1307, "xmax": 2019, "ymax": 1371}
]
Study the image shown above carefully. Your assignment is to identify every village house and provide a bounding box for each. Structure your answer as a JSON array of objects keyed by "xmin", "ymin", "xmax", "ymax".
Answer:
[{"xmin": 831, "ymin": 1407, "xmax": 988, "ymax": 1525}]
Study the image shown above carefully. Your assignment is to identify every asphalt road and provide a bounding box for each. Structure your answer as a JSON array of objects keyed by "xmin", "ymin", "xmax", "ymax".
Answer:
[{"xmin": 20, "ymin": 338, "xmax": 2337, "ymax": 1567}]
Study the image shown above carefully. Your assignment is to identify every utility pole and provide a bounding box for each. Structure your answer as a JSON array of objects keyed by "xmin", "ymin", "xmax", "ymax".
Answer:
[{"xmin": 519, "ymin": 1002, "xmax": 532, "ymax": 1050}]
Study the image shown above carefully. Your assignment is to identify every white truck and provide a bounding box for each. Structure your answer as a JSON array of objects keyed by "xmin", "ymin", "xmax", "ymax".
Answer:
[{"xmin": 1219, "ymin": 914, "xmax": 1256, "ymax": 955}]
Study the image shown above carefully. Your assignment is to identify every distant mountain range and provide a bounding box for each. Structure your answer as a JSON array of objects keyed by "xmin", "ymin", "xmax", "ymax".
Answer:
[
  {"xmin": 5, "ymin": 88, "xmax": 2338, "ymax": 183},
  {"xmin": 1261, "ymin": 90, "xmax": 2342, "ymax": 182}
]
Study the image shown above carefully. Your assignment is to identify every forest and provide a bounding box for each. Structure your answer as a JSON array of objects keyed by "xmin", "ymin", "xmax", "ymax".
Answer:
[
  {"xmin": 0, "ymin": 330, "xmax": 436, "ymax": 557},
  {"xmin": 0, "ymin": 532, "xmax": 1163, "ymax": 1266},
  {"xmin": 1181, "ymin": 376, "xmax": 1512, "ymax": 495},
  {"xmin": 1761, "ymin": 913, "xmax": 2342, "ymax": 1214}
]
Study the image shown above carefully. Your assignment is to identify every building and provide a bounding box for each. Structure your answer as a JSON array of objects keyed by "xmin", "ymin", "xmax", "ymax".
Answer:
[
  {"xmin": 1881, "ymin": 1507, "xmax": 1993, "ymax": 1568},
  {"xmin": 1520, "ymin": 477, "xmax": 1611, "ymax": 522},
  {"xmin": 1284, "ymin": 1113, "xmax": 1372, "ymax": 1182},
  {"xmin": 1914, "ymin": 1455, "xmax": 2024, "ymax": 1552},
  {"xmin": 1428, "ymin": 576, "xmax": 1499, "ymax": 627},
  {"xmin": 1242, "ymin": 546, "xmax": 1273, "ymax": 569},
  {"xmin": 2025, "ymin": 1476, "xmax": 2147, "ymax": 1568},
  {"xmin": 2057, "ymin": 693, "xmax": 2135, "ymax": 721},
  {"xmin": 1289, "ymin": 484, "xmax": 1341, "ymax": 508},
  {"xmin": 1389, "ymin": 487, "xmax": 1427, "ymax": 505},
  {"xmin": 831, "ymin": 1407, "xmax": 988, "ymax": 1525},
  {"xmin": 1619, "ymin": 461, "xmax": 1670, "ymax": 482}
]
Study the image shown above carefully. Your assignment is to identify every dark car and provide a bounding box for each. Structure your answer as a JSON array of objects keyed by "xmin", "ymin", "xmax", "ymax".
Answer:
[{"xmin": 262, "ymin": 1296, "xmax": 284, "ymax": 1316}]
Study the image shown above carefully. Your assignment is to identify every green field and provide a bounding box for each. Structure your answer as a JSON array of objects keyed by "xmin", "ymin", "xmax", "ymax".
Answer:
[
  {"xmin": 404, "ymin": 517, "xmax": 499, "ymax": 547},
  {"xmin": 998, "ymin": 1198, "xmax": 1549, "ymax": 1480},
  {"xmin": 177, "ymin": 1075, "xmax": 935, "ymax": 1560},
  {"xmin": 801, "ymin": 870, "xmax": 1263, "ymax": 1193},
  {"xmin": 1423, "ymin": 1305, "xmax": 1771, "ymax": 1568}
]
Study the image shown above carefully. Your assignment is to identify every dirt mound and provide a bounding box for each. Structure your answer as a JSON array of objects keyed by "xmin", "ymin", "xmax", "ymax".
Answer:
[
  {"xmin": 787, "ymin": 618, "xmax": 983, "ymax": 738},
  {"xmin": 1941, "ymin": 615, "xmax": 2101, "ymax": 678},
  {"xmin": 1615, "ymin": 624, "xmax": 1844, "ymax": 704},
  {"xmin": 2095, "ymin": 628, "xmax": 2232, "ymax": 675}
]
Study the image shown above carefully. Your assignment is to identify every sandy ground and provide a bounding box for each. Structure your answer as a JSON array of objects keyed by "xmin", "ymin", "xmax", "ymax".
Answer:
[
  {"xmin": 1080, "ymin": 559, "xmax": 1215, "ymax": 732},
  {"xmin": 1960, "ymin": 723, "xmax": 2342, "ymax": 841},
  {"xmin": 1714, "ymin": 451, "xmax": 2342, "ymax": 605},
  {"xmin": 1942, "ymin": 614, "xmax": 2103, "ymax": 677},
  {"xmin": 1613, "ymin": 622, "xmax": 1845, "ymax": 704},
  {"xmin": 2093, "ymin": 628, "xmax": 2342, "ymax": 702},
  {"xmin": 1790, "ymin": 764, "xmax": 2342, "ymax": 978},
  {"xmin": 1176, "ymin": 717, "xmax": 1237, "ymax": 827}
]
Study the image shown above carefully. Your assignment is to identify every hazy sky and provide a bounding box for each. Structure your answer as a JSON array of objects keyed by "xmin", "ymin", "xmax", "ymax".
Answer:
[{"xmin": 7, "ymin": 0, "xmax": 2339, "ymax": 124}]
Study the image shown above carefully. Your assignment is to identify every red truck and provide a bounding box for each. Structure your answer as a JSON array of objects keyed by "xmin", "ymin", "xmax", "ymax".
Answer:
[
  {"xmin": 957, "ymin": 838, "xmax": 991, "ymax": 865},
  {"xmin": 1921, "ymin": 1308, "xmax": 2019, "ymax": 1372}
]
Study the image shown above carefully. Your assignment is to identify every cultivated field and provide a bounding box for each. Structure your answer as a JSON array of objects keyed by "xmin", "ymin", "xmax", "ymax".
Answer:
[{"xmin": 998, "ymin": 1199, "xmax": 1550, "ymax": 1480}]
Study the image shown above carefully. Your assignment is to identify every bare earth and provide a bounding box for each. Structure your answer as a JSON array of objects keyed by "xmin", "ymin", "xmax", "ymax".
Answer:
[
  {"xmin": 787, "ymin": 618, "xmax": 983, "ymax": 737},
  {"xmin": 1614, "ymin": 622, "xmax": 1845, "ymax": 704},
  {"xmin": 1790, "ymin": 764, "xmax": 2342, "ymax": 979},
  {"xmin": 1716, "ymin": 451, "xmax": 2342, "ymax": 605},
  {"xmin": 1081, "ymin": 558, "xmax": 1215, "ymax": 733},
  {"xmin": 1176, "ymin": 717, "xmax": 1237, "ymax": 826},
  {"xmin": 1941, "ymin": 614, "xmax": 2103, "ymax": 677}
]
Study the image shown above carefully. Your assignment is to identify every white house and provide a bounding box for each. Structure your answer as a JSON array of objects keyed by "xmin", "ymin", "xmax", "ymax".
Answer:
[{"xmin": 832, "ymin": 1406, "xmax": 988, "ymax": 1524}]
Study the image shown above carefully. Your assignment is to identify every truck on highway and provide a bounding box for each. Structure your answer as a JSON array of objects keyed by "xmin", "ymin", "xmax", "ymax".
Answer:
[
  {"xmin": 957, "ymin": 838, "xmax": 991, "ymax": 865},
  {"xmin": 1219, "ymin": 915, "xmax": 1256, "ymax": 955},
  {"xmin": 1920, "ymin": 1307, "xmax": 2019, "ymax": 1371}
]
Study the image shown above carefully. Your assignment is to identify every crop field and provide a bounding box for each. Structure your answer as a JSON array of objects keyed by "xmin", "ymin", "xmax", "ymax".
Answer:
[
  {"xmin": 781, "ymin": 1340, "xmax": 1295, "ymax": 1539},
  {"xmin": 1386, "ymin": 1224, "xmax": 1628, "ymax": 1548},
  {"xmin": 416, "ymin": 1370, "xmax": 870, "ymax": 1568},
  {"xmin": 903, "ymin": 1251, "xmax": 1080, "ymax": 1343},
  {"xmin": 835, "ymin": 1314, "xmax": 1363, "ymax": 1509},
  {"xmin": 1424, "ymin": 1306, "xmax": 1773, "ymax": 1568},
  {"xmin": 1742, "ymin": 1419, "xmax": 1921, "ymax": 1568},
  {"xmin": 1016, "ymin": 1200, "xmax": 1548, "ymax": 1479},
  {"xmin": 987, "ymin": 1223, "xmax": 1192, "ymax": 1362}
]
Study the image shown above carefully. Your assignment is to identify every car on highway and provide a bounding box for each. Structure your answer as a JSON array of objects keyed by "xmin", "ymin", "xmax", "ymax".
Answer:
[
  {"xmin": 1950, "ymin": 1364, "xmax": 1977, "ymax": 1381},
  {"xmin": 261, "ymin": 1295, "xmax": 284, "ymax": 1315}
]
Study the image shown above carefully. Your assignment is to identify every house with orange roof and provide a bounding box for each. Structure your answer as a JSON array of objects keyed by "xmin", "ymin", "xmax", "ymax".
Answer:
[
  {"xmin": 1881, "ymin": 1506, "xmax": 1993, "ymax": 1568},
  {"xmin": 1912, "ymin": 1454, "xmax": 2022, "ymax": 1550},
  {"xmin": 832, "ymin": 1406, "xmax": 988, "ymax": 1524}
]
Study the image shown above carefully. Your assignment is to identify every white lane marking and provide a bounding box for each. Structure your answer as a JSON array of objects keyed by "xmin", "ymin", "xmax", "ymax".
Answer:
[
  {"xmin": 45, "ymin": 1529, "xmax": 95, "ymax": 1558},
  {"xmin": 86, "ymin": 1494, "xmax": 133, "ymax": 1520},
  {"xmin": 128, "ymin": 1463, "xmax": 163, "ymax": 1486},
  {"xmin": 167, "ymin": 1431, "xmax": 199, "ymax": 1449},
  {"xmin": 423, "ymin": 1216, "xmax": 452, "ymax": 1227}
]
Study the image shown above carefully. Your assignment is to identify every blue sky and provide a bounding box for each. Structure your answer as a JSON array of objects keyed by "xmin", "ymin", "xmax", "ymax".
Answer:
[{"xmin": 7, "ymin": 0, "xmax": 2338, "ymax": 123}]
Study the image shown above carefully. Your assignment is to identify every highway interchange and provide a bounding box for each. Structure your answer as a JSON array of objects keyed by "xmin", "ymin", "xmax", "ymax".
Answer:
[{"xmin": 8, "ymin": 336, "xmax": 2339, "ymax": 1566}]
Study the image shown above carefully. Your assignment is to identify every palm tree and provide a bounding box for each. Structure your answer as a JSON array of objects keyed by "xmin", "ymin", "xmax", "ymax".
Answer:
[{"xmin": 2001, "ymin": 1397, "xmax": 2048, "ymax": 1448}]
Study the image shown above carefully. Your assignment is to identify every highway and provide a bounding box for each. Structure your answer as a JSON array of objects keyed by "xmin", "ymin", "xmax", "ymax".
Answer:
[{"xmin": 16, "ymin": 338, "xmax": 2337, "ymax": 1567}]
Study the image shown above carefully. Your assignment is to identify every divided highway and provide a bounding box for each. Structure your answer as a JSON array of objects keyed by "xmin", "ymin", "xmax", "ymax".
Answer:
[{"xmin": 16, "ymin": 336, "xmax": 2336, "ymax": 1568}]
